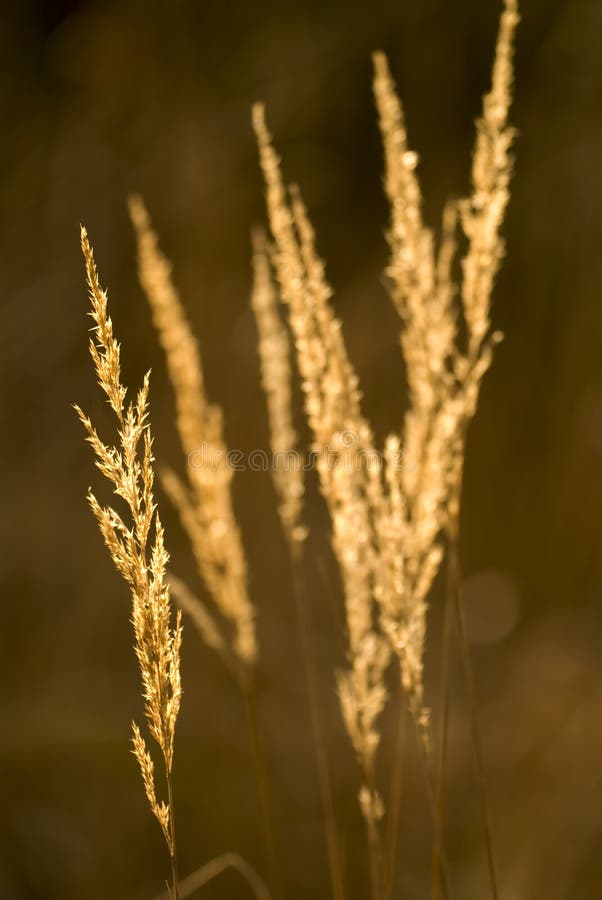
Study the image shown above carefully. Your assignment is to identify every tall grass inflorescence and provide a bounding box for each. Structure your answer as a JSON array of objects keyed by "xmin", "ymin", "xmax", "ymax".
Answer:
[
  {"xmin": 77, "ymin": 2, "xmax": 518, "ymax": 897},
  {"xmin": 76, "ymin": 228, "xmax": 183, "ymax": 899}
]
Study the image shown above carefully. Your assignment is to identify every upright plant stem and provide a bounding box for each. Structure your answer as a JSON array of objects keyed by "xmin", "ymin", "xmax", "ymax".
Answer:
[
  {"xmin": 158, "ymin": 655, "xmax": 180, "ymax": 900},
  {"xmin": 430, "ymin": 536, "xmax": 456, "ymax": 900},
  {"xmin": 363, "ymin": 765, "xmax": 384, "ymax": 900},
  {"xmin": 383, "ymin": 699, "xmax": 407, "ymax": 900},
  {"xmin": 290, "ymin": 542, "xmax": 345, "ymax": 900},
  {"xmin": 166, "ymin": 768, "xmax": 180, "ymax": 900},
  {"xmin": 449, "ymin": 537, "xmax": 499, "ymax": 900},
  {"xmin": 411, "ymin": 711, "xmax": 452, "ymax": 900},
  {"xmin": 242, "ymin": 682, "xmax": 281, "ymax": 900}
]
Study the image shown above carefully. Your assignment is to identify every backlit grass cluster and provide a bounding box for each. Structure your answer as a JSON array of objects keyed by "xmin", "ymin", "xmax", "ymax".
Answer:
[{"xmin": 77, "ymin": 2, "xmax": 518, "ymax": 898}]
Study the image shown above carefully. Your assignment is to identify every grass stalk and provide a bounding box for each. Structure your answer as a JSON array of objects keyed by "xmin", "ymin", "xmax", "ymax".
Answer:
[
  {"xmin": 242, "ymin": 681, "xmax": 281, "ymax": 900},
  {"xmin": 290, "ymin": 542, "xmax": 345, "ymax": 900},
  {"xmin": 410, "ymin": 709, "xmax": 452, "ymax": 900},
  {"xmin": 383, "ymin": 698, "xmax": 407, "ymax": 900},
  {"xmin": 429, "ymin": 537, "xmax": 456, "ymax": 900},
  {"xmin": 166, "ymin": 768, "xmax": 180, "ymax": 900},
  {"xmin": 363, "ymin": 764, "xmax": 384, "ymax": 900},
  {"xmin": 449, "ymin": 537, "xmax": 499, "ymax": 900}
]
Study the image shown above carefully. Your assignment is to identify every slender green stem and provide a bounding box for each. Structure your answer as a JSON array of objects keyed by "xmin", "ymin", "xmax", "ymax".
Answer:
[
  {"xmin": 243, "ymin": 682, "xmax": 281, "ymax": 900},
  {"xmin": 383, "ymin": 699, "xmax": 407, "ymax": 900},
  {"xmin": 290, "ymin": 541, "xmax": 345, "ymax": 900}
]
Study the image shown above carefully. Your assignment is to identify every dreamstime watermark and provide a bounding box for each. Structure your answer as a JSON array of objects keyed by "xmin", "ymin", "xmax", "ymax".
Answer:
[{"xmin": 187, "ymin": 429, "xmax": 416, "ymax": 474}]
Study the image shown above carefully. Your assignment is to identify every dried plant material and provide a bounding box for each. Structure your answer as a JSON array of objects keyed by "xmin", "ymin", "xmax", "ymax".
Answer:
[
  {"xmin": 130, "ymin": 198, "xmax": 282, "ymax": 897},
  {"xmin": 251, "ymin": 227, "xmax": 345, "ymax": 899},
  {"xmin": 75, "ymin": 228, "xmax": 182, "ymax": 897},
  {"xmin": 250, "ymin": 228, "xmax": 306, "ymax": 545},
  {"xmin": 70, "ymin": 4, "xmax": 520, "ymax": 897},
  {"xmin": 254, "ymin": 0, "xmax": 518, "ymax": 806},
  {"xmin": 461, "ymin": 0, "xmax": 519, "ymax": 356},
  {"xmin": 129, "ymin": 195, "xmax": 257, "ymax": 671},
  {"xmin": 168, "ymin": 573, "xmax": 229, "ymax": 667},
  {"xmin": 253, "ymin": 105, "xmax": 390, "ymax": 886},
  {"xmin": 152, "ymin": 853, "xmax": 271, "ymax": 900},
  {"xmin": 370, "ymin": 0, "xmax": 518, "ymax": 751}
]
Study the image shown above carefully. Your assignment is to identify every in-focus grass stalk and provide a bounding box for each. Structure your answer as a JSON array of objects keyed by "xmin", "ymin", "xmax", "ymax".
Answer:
[{"xmin": 76, "ymin": 227, "xmax": 183, "ymax": 900}]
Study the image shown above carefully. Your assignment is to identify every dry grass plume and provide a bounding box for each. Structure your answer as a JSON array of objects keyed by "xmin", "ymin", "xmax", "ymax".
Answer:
[{"xmin": 75, "ymin": 227, "xmax": 183, "ymax": 899}]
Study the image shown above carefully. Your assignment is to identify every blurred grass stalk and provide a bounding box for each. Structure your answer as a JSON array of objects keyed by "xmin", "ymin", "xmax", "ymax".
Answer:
[
  {"xmin": 129, "ymin": 198, "xmax": 281, "ymax": 898},
  {"xmin": 254, "ymin": 1, "xmax": 518, "ymax": 898}
]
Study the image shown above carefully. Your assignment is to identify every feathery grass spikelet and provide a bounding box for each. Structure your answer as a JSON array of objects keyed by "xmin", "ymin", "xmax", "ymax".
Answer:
[
  {"xmin": 129, "ymin": 195, "xmax": 257, "ymax": 671},
  {"xmin": 252, "ymin": 0, "xmax": 518, "ymax": 778},
  {"xmin": 370, "ymin": 0, "xmax": 518, "ymax": 750},
  {"xmin": 250, "ymin": 227, "xmax": 306, "ymax": 545},
  {"xmin": 461, "ymin": 0, "xmax": 518, "ymax": 357},
  {"xmin": 75, "ymin": 227, "xmax": 182, "ymax": 893}
]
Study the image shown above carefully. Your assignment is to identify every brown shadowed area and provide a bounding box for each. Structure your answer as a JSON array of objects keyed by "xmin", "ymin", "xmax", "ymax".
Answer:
[{"xmin": 1, "ymin": 1, "xmax": 601, "ymax": 899}]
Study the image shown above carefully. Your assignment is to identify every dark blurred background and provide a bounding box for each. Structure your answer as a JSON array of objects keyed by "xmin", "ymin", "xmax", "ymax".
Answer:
[{"xmin": 1, "ymin": 0, "xmax": 601, "ymax": 898}]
